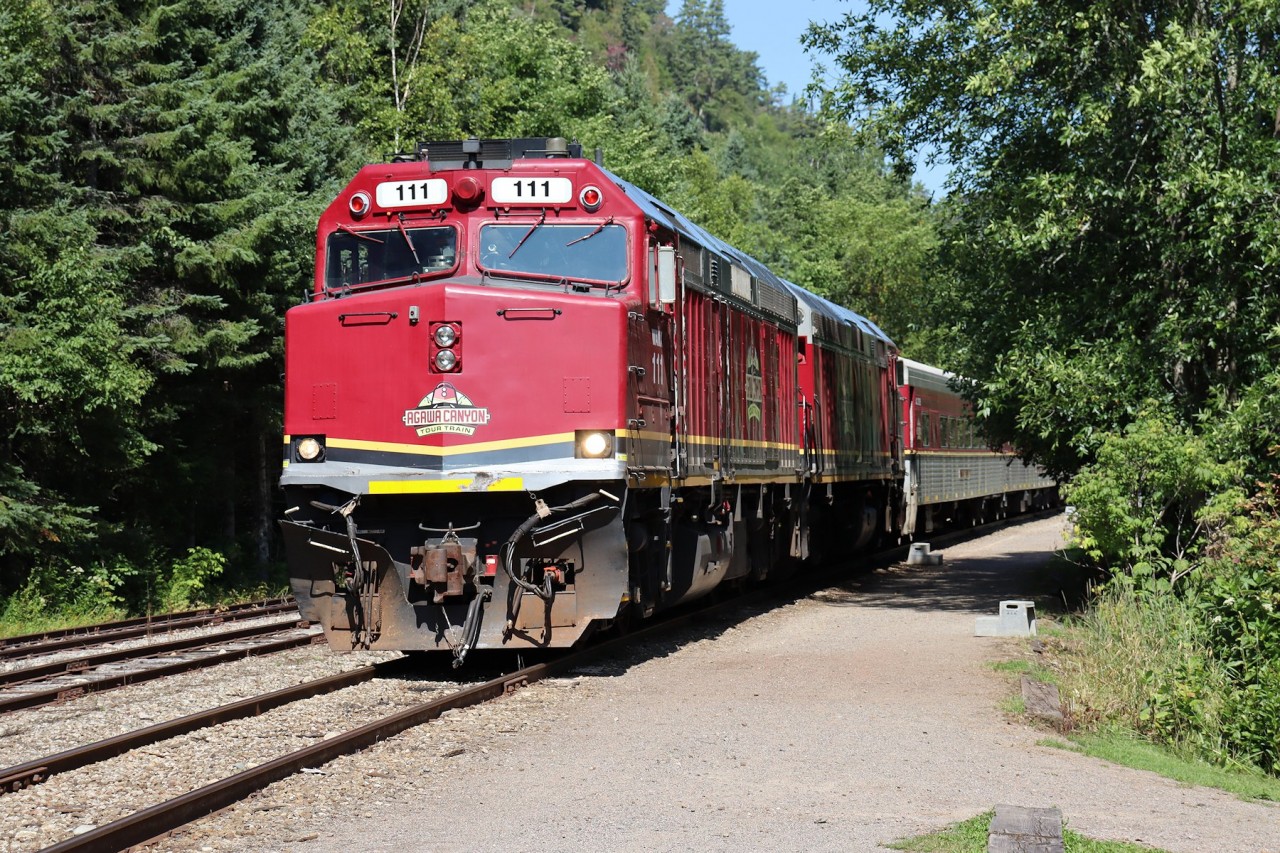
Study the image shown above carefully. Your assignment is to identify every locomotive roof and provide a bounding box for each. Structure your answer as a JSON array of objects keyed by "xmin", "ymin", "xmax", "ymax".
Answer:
[
  {"xmin": 782, "ymin": 279, "xmax": 896, "ymax": 354},
  {"xmin": 606, "ymin": 170, "xmax": 796, "ymax": 314},
  {"xmin": 600, "ymin": 170, "xmax": 890, "ymax": 349},
  {"xmin": 605, "ymin": 168, "xmax": 899, "ymax": 349}
]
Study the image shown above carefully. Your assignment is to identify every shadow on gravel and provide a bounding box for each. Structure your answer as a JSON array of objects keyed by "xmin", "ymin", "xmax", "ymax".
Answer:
[
  {"xmin": 403, "ymin": 515, "xmax": 1092, "ymax": 682},
  {"xmin": 815, "ymin": 515, "xmax": 1091, "ymax": 617},
  {"xmin": 814, "ymin": 553, "xmax": 1076, "ymax": 616}
]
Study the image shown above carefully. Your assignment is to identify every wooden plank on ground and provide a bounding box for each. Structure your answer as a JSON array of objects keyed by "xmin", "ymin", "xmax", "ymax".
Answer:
[{"xmin": 1021, "ymin": 675, "xmax": 1063, "ymax": 724}]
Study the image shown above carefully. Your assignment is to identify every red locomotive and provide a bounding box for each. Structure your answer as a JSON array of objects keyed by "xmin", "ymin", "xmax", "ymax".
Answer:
[{"xmin": 279, "ymin": 137, "xmax": 1054, "ymax": 664}]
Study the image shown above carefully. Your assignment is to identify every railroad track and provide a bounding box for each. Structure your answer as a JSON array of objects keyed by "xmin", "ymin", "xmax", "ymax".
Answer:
[
  {"xmin": 12, "ymin": 513, "xmax": 1054, "ymax": 852},
  {"xmin": 20, "ymin": 597, "xmax": 752, "ymax": 852},
  {"xmin": 0, "ymin": 618, "xmax": 323, "ymax": 714},
  {"xmin": 0, "ymin": 598, "xmax": 298, "ymax": 662},
  {"xmin": 0, "ymin": 657, "xmax": 418, "ymax": 794}
]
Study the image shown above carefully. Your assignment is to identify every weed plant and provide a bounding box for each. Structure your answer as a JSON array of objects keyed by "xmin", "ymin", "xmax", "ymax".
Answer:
[
  {"xmin": 1062, "ymin": 412, "xmax": 1280, "ymax": 777},
  {"xmin": 1056, "ymin": 581, "xmax": 1231, "ymax": 744}
]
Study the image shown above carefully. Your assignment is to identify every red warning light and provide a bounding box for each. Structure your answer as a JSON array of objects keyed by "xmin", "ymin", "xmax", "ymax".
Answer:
[
  {"xmin": 453, "ymin": 176, "xmax": 483, "ymax": 207},
  {"xmin": 348, "ymin": 191, "xmax": 371, "ymax": 219},
  {"xmin": 579, "ymin": 185, "xmax": 603, "ymax": 212}
]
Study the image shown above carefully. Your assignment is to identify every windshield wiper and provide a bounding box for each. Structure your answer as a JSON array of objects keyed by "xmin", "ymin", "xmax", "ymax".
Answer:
[
  {"xmin": 336, "ymin": 223, "xmax": 384, "ymax": 244},
  {"xmin": 564, "ymin": 217, "xmax": 614, "ymax": 247},
  {"xmin": 396, "ymin": 217, "xmax": 422, "ymax": 268},
  {"xmin": 508, "ymin": 210, "xmax": 547, "ymax": 258}
]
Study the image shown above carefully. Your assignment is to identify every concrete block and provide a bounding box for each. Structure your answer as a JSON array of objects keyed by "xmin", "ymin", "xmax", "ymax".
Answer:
[
  {"xmin": 988, "ymin": 804, "xmax": 1064, "ymax": 852},
  {"xmin": 907, "ymin": 542, "xmax": 943, "ymax": 566},
  {"xmin": 975, "ymin": 600, "xmax": 1037, "ymax": 637}
]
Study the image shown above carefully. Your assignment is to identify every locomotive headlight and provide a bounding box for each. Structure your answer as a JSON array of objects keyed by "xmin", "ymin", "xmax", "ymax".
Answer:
[
  {"xmin": 433, "ymin": 324, "xmax": 458, "ymax": 347},
  {"xmin": 576, "ymin": 431, "xmax": 613, "ymax": 459},
  {"xmin": 434, "ymin": 349, "xmax": 458, "ymax": 372},
  {"xmin": 295, "ymin": 436, "xmax": 325, "ymax": 462}
]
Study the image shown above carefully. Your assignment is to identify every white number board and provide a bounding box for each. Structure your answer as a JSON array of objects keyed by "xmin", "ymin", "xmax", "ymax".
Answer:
[
  {"xmin": 375, "ymin": 179, "xmax": 448, "ymax": 208},
  {"xmin": 491, "ymin": 177, "xmax": 573, "ymax": 205}
]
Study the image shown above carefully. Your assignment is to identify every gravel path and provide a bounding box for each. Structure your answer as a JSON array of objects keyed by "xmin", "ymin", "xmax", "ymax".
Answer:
[{"xmin": 8, "ymin": 514, "xmax": 1278, "ymax": 851}]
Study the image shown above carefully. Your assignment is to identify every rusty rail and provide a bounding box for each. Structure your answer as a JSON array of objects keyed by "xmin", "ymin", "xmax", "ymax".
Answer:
[
  {"xmin": 0, "ymin": 628, "xmax": 324, "ymax": 715},
  {"xmin": 0, "ymin": 598, "xmax": 298, "ymax": 661},
  {"xmin": 0, "ymin": 619, "xmax": 311, "ymax": 688},
  {"xmin": 0, "ymin": 658, "xmax": 414, "ymax": 794}
]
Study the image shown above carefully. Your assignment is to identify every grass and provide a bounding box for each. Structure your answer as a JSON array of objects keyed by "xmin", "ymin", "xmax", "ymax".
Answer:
[
  {"xmin": 988, "ymin": 657, "xmax": 1060, "ymax": 684},
  {"xmin": 987, "ymin": 631, "xmax": 1280, "ymax": 803},
  {"xmin": 0, "ymin": 605, "xmax": 128, "ymax": 639},
  {"xmin": 987, "ymin": 653, "xmax": 1060, "ymax": 719},
  {"xmin": 0, "ymin": 583, "xmax": 290, "ymax": 640},
  {"xmin": 888, "ymin": 811, "xmax": 1167, "ymax": 852},
  {"xmin": 1040, "ymin": 730, "xmax": 1280, "ymax": 802},
  {"xmin": 887, "ymin": 811, "xmax": 991, "ymax": 852}
]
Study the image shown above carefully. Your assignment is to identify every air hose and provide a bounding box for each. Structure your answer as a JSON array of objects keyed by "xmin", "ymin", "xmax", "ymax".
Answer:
[
  {"xmin": 450, "ymin": 587, "xmax": 491, "ymax": 669},
  {"xmin": 501, "ymin": 490, "xmax": 619, "ymax": 601}
]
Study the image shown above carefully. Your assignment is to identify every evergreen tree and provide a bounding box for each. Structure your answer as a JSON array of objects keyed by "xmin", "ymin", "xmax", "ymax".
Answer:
[{"xmin": 0, "ymin": 0, "xmax": 355, "ymax": 593}]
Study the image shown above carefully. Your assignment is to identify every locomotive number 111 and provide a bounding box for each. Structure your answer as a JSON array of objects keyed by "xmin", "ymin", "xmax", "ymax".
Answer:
[
  {"xmin": 491, "ymin": 176, "xmax": 573, "ymax": 206},
  {"xmin": 375, "ymin": 179, "xmax": 448, "ymax": 209}
]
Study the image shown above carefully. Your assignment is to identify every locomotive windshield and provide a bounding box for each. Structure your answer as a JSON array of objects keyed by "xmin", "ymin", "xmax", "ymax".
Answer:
[
  {"xmin": 324, "ymin": 225, "xmax": 457, "ymax": 291},
  {"xmin": 478, "ymin": 223, "xmax": 627, "ymax": 285}
]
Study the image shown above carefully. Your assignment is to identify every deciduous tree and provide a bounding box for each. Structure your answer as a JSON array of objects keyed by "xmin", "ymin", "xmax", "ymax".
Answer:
[{"xmin": 807, "ymin": 0, "xmax": 1280, "ymax": 477}]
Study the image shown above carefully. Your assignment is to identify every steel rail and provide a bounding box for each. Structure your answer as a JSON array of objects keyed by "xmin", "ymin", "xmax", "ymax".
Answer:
[
  {"xmin": 0, "ymin": 598, "xmax": 295, "ymax": 654},
  {"xmin": 0, "ymin": 657, "xmax": 416, "ymax": 794},
  {"xmin": 0, "ymin": 630, "xmax": 324, "ymax": 715},
  {"xmin": 38, "ymin": 605, "xmax": 725, "ymax": 853},
  {"xmin": 0, "ymin": 619, "xmax": 309, "ymax": 688},
  {"xmin": 0, "ymin": 600, "xmax": 299, "ymax": 662}
]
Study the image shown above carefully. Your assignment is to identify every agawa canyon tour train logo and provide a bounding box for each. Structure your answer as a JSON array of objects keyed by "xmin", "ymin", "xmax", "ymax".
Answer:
[{"xmin": 402, "ymin": 383, "xmax": 491, "ymax": 437}]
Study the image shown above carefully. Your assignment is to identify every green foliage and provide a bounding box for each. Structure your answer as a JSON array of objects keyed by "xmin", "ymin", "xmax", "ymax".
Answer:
[
  {"xmin": 0, "ymin": 558, "xmax": 137, "ymax": 635},
  {"xmin": 1064, "ymin": 406, "xmax": 1243, "ymax": 579},
  {"xmin": 664, "ymin": 0, "xmax": 763, "ymax": 131},
  {"xmin": 0, "ymin": 0, "xmax": 356, "ymax": 593},
  {"xmin": 1194, "ymin": 478, "xmax": 1280, "ymax": 773},
  {"xmin": 1057, "ymin": 514, "xmax": 1280, "ymax": 776},
  {"xmin": 1057, "ymin": 582, "xmax": 1235, "ymax": 763},
  {"xmin": 808, "ymin": 0, "xmax": 1280, "ymax": 478},
  {"xmin": 160, "ymin": 546, "xmax": 227, "ymax": 611}
]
